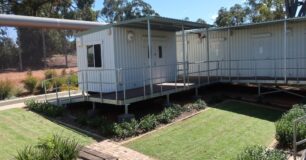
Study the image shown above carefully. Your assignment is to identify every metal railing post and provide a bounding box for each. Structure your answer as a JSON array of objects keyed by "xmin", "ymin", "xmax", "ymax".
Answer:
[
  {"xmin": 85, "ymin": 71, "xmax": 88, "ymax": 100},
  {"xmin": 143, "ymin": 67, "xmax": 146, "ymax": 98},
  {"xmin": 55, "ymin": 80, "xmax": 59, "ymax": 105},
  {"xmin": 43, "ymin": 81, "xmax": 48, "ymax": 102},
  {"xmin": 115, "ymin": 69, "xmax": 118, "ymax": 101},
  {"xmin": 99, "ymin": 71, "xmax": 103, "ymax": 100},
  {"xmin": 68, "ymin": 74, "xmax": 71, "ymax": 103},
  {"xmin": 198, "ymin": 64, "xmax": 201, "ymax": 86},
  {"xmin": 123, "ymin": 69, "xmax": 126, "ymax": 103},
  {"xmin": 82, "ymin": 71, "xmax": 85, "ymax": 99}
]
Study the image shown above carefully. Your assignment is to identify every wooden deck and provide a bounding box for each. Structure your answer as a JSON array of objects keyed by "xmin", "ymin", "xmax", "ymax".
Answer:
[{"xmin": 49, "ymin": 76, "xmax": 306, "ymax": 106}]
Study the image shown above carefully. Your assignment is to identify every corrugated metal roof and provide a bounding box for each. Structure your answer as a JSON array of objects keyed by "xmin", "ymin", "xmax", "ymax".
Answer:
[
  {"xmin": 209, "ymin": 16, "xmax": 306, "ymax": 31},
  {"xmin": 77, "ymin": 16, "xmax": 211, "ymax": 36}
]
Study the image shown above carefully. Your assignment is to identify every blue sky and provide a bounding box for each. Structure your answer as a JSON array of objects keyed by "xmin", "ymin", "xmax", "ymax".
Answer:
[{"xmin": 5, "ymin": 0, "xmax": 244, "ymax": 41}]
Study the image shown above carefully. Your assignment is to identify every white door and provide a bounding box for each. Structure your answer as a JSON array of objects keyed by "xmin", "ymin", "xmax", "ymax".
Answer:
[
  {"xmin": 252, "ymin": 37, "xmax": 272, "ymax": 77},
  {"xmin": 151, "ymin": 41, "xmax": 166, "ymax": 83}
]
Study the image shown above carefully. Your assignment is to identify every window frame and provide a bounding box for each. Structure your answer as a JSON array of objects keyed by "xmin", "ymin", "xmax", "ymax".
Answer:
[{"xmin": 86, "ymin": 43, "xmax": 102, "ymax": 68}]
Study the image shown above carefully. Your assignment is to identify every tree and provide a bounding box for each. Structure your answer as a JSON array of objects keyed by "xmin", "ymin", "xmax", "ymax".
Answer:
[
  {"xmin": 215, "ymin": 7, "xmax": 233, "ymax": 27},
  {"xmin": 100, "ymin": 0, "xmax": 159, "ymax": 23},
  {"xmin": 215, "ymin": 0, "xmax": 285, "ymax": 27},
  {"xmin": 196, "ymin": 18, "xmax": 207, "ymax": 24},
  {"xmin": 2, "ymin": 0, "xmax": 98, "ymax": 68}
]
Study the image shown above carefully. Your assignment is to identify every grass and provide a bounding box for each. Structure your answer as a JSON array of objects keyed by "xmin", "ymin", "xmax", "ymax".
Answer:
[
  {"xmin": 0, "ymin": 108, "xmax": 95, "ymax": 160},
  {"xmin": 125, "ymin": 100, "xmax": 284, "ymax": 160}
]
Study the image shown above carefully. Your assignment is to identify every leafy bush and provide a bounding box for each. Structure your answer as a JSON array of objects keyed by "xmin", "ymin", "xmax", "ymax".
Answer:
[
  {"xmin": 25, "ymin": 100, "xmax": 64, "ymax": 117},
  {"xmin": 23, "ymin": 76, "xmax": 38, "ymax": 94},
  {"xmin": 15, "ymin": 134, "xmax": 79, "ymax": 160},
  {"xmin": 275, "ymin": 104, "xmax": 306, "ymax": 148},
  {"xmin": 139, "ymin": 114, "xmax": 158, "ymax": 132},
  {"xmin": 191, "ymin": 99, "xmax": 207, "ymax": 110},
  {"xmin": 236, "ymin": 145, "xmax": 286, "ymax": 160},
  {"xmin": 99, "ymin": 120, "xmax": 114, "ymax": 136},
  {"xmin": 68, "ymin": 74, "xmax": 78, "ymax": 87},
  {"xmin": 0, "ymin": 80, "xmax": 14, "ymax": 100},
  {"xmin": 44, "ymin": 69, "xmax": 57, "ymax": 79},
  {"xmin": 113, "ymin": 119, "xmax": 139, "ymax": 138},
  {"xmin": 37, "ymin": 80, "xmax": 53, "ymax": 93},
  {"xmin": 157, "ymin": 104, "xmax": 183, "ymax": 124},
  {"xmin": 53, "ymin": 77, "xmax": 66, "ymax": 89}
]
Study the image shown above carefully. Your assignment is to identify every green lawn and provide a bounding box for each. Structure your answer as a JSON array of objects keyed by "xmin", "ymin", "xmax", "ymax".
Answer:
[
  {"xmin": 0, "ymin": 108, "xmax": 95, "ymax": 160},
  {"xmin": 125, "ymin": 100, "xmax": 284, "ymax": 160}
]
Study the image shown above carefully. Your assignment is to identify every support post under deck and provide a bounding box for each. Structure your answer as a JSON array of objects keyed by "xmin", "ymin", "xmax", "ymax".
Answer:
[{"xmin": 147, "ymin": 18, "xmax": 153, "ymax": 95}]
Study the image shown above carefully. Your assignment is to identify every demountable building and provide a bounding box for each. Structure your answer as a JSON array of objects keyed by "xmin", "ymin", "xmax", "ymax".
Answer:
[
  {"xmin": 73, "ymin": 16, "xmax": 210, "ymax": 115},
  {"xmin": 178, "ymin": 17, "xmax": 306, "ymax": 85}
]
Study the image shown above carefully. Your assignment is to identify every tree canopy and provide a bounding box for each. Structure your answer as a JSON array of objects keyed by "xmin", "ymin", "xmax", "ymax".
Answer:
[
  {"xmin": 215, "ymin": 0, "xmax": 286, "ymax": 27},
  {"xmin": 101, "ymin": 0, "xmax": 159, "ymax": 23}
]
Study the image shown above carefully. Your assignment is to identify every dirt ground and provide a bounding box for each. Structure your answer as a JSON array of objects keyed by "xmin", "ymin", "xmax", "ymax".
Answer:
[{"xmin": 0, "ymin": 67, "xmax": 78, "ymax": 89}]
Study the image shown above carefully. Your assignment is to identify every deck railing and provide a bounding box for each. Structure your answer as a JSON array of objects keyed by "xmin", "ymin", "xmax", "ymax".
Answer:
[
  {"xmin": 293, "ymin": 115, "xmax": 306, "ymax": 160},
  {"xmin": 42, "ymin": 61, "xmax": 219, "ymax": 105},
  {"xmin": 42, "ymin": 57, "xmax": 306, "ymax": 105}
]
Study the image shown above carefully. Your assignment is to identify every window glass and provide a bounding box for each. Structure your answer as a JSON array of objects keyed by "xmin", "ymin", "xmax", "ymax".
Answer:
[
  {"xmin": 87, "ymin": 45, "xmax": 94, "ymax": 67},
  {"xmin": 87, "ymin": 44, "xmax": 102, "ymax": 68},
  {"xmin": 94, "ymin": 44, "xmax": 101, "ymax": 67},
  {"xmin": 158, "ymin": 46, "xmax": 163, "ymax": 58}
]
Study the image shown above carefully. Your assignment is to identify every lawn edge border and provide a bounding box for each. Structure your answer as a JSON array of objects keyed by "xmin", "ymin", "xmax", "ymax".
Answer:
[{"xmin": 120, "ymin": 107, "xmax": 211, "ymax": 145}]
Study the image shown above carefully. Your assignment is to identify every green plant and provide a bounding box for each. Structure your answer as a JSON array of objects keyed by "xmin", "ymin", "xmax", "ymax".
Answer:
[
  {"xmin": 37, "ymin": 80, "xmax": 53, "ymax": 93},
  {"xmin": 275, "ymin": 104, "xmax": 306, "ymax": 148},
  {"xmin": 25, "ymin": 100, "xmax": 64, "ymax": 117},
  {"xmin": 44, "ymin": 69, "xmax": 57, "ymax": 80},
  {"xmin": 68, "ymin": 74, "xmax": 78, "ymax": 87},
  {"xmin": 15, "ymin": 134, "xmax": 80, "ymax": 160},
  {"xmin": 53, "ymin": 77, "xmax": 66, "ymax": 89},
  {"xmin": 139, "ymin": 114, "xmax": 158, "ymax": 132},
  {"xmin": 236, "ymin": 145, "xmax": 286, "ymax": 160},
  {"xmin": 0, "ymin": 80, "xmax": 14, "ymax": 100},
  {"xmin": 23, "ymin": 76, "xmax": 38, "ymax": 94},
  {"xmin": 191, "ymin": 99, "xmax": 207, "ymax": 110},
  {"xmin": 157, "ymin": 104, "xmax": 183, "ymax": 124},
  {"xmin": 113, "ymin": 119, "xmax": 139, "ymax": 138}
]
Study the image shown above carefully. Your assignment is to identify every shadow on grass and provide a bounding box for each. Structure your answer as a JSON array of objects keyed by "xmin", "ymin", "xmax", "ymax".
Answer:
[
  {"xmin": 24, "ymin": 107, "xmax": 105, "ymax": 142},
  {"xmin": 212, "ymin": 100, "xmax": 285, "ymax": 122}
]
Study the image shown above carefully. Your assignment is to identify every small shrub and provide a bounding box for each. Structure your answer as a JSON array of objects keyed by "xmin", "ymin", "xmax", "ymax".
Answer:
[
  {"xmin": 37, "ymin": 80, "xmax": 53, "ymax": 93},
  {"xmin": 139, "ymin": 114, "xmax": 158, "ymax": 132},
  {"xmin": 157, "ymin": 105, "xmax": 182, "ymax": 124},
  {"xmin": 53, "ymin": 77, "xmax": 66, "ymax": 89},
  {"xmin": 0, "ymin": 80, "xmax": 14, "ymax": 100},
  {"xmin": 275, "ymin": 104, "xmax": 306, "ymax": 148},
  {"xmin": 15, "ymin": 134, "xmax": 79, "ymax": 160},
  {"xmin": 23, "ymin": 76, "xmax": 38, "ymax": 94},
  {"xmin": 25, "ymin": 100, "xmax": 64, "ymax": 117},
  {"xmin": 191, "ymin": 99, "xmax": 207, "ymax": 110},
  {"xmin": 60, "ymin": 84, "xmax": 78, "ymax": 91},
  {"xmin": 113, "ymin": 119, "xmax": 139, "ymax": 138},
  {"xmin": 236, "ymin": 145, "xmax": 286, "ymax": 160},
  {"xmin": 99, "ymin": 120, "xmax": 114, "ymax": 136},
  {"xmin": 44, "ymin": 69, "xmax": 57, "ymax": 79},
  {"xmin": 68, "ymin": 74, "xmax": 78, "ymax": 87}
]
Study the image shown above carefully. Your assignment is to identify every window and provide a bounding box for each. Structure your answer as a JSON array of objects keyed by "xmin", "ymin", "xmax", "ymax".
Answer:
[
  {"xmin": 87, "ymin": 44, "xmax": 102, "ymax": 68},
  {"xmin": 158, "ymin": 46, "xmax": 163, "ymax": 58}
]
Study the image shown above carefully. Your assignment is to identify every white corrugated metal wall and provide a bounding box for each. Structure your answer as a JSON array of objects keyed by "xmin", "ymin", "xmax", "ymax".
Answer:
[
  {"xmin": 181, "ymin": 20, "xmax": 306, "ymax": 81},
  {"xmin": 113, "ymin": 27, "xmax": 177, "ymax": 90},
  {"xmin": 77, "ymin": 28, "xmax": 116, "ymax": 92}
]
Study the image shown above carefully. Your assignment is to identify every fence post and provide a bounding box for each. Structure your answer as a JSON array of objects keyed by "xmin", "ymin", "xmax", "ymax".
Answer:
[{"xmin": 293, "ymin": 120, "xmax": 297, "ymax": 160}]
